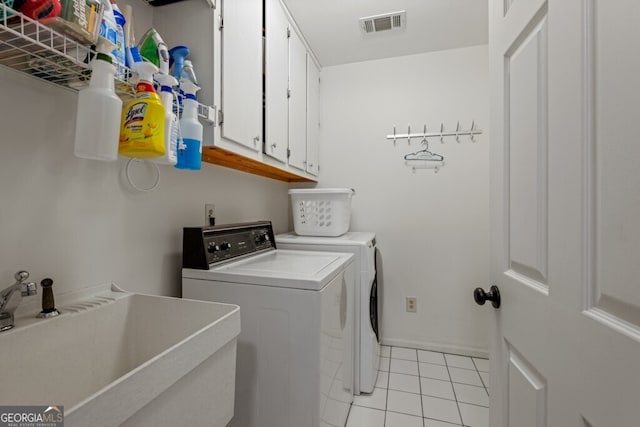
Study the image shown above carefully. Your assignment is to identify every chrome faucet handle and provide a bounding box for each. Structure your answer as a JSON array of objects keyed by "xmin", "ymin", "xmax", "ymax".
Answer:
[
  {"xmin": 1, "ymin": 270, "xmax": 30, "ymax": 301},
  {"xmin": 0, "ymin": 271, "xmax": 36, "ymax": 332},
  {"xmin": 14, "ymin": 271, "xmax": 29, "ymax": 283}
]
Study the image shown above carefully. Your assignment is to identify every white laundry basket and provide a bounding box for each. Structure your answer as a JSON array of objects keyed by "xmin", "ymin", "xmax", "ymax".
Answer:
[{"xmin": 289, "ymin": 188, "xmax": 355, "ymax": 237}]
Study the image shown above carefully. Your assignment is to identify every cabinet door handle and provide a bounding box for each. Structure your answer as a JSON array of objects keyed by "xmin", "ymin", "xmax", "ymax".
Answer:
[
  {"xmin": 253, "ymin": 136, "xmax": 260, "ymax": 145},
  {"xmin": 271, "ymin": 143, "xmax": 277, "ymax": 149}
]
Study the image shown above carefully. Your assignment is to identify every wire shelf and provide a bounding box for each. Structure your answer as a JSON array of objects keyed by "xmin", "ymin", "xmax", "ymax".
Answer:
[
  {"xmin": 0, "ymin": 3, "xmax": 217, "ymax": 122},
  {"xmin": 0, "ymin": 3, "xmax": 135, "ymax": 99}
]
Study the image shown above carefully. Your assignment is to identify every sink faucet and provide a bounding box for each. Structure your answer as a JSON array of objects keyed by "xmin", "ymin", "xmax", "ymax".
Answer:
[{"xmin": 0, "ymin": 271, "xmax": 37, "ymax": 332}]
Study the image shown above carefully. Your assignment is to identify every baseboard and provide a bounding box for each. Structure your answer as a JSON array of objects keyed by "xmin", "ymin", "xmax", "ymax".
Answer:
[{"xmin": 381, "ymin": 337, "xmax": 489, "ymax": 359}]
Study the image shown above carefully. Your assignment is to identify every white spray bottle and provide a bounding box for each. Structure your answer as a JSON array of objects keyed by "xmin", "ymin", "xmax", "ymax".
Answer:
[
  {"xmin": 74, "ymin": 38, "xmax": 122, "ymax": 161},
  {"xmin": 175, "ymin": 78, "xmax": 202, "ymax": 170},
  {"xmin": 154, "ymin": 73, "xmax": 178, "ymax": 165},
  {"xmin": 149, "ymin": 40, "xmax": 178, "ymax": 165}
]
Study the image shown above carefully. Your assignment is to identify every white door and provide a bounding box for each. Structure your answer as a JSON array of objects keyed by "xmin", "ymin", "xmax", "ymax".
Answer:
[
  {"xmin": 264, "ymin": 0, "xmax": 289, "ymax": 163},
  {"xmin": 220, "ymin": 0, "xmax": 262, "ymax": 151},
  {"xmin": 288, "ymin": 28, "xmax": 307, "ymax": 172},
  {"xmin": 487, "ymin": 0, "xmax": 640, "ymax": 426}
]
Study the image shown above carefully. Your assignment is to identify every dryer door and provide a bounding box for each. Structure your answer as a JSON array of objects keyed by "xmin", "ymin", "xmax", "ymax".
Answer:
[{"xmin": 369, "ymin": 270, "xmax": 379, "ymax": 341}]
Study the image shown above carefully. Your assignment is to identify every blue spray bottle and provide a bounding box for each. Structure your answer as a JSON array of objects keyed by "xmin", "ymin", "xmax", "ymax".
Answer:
[
  {"xmin": 169, "ymin": 45, "xmax": 190, "ymax": 80},
  {"xmin": 175, "ymin": 78, "xmax": 203, "ymax": 170}
]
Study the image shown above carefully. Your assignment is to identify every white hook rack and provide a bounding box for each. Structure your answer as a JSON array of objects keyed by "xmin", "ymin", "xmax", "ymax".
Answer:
[
  {"xmin": 387, "ymin": 120, "xmax": 482, "ymax": 174},
  {"xmin": 387, "ymin": 121, "xmax": 482, "ymax": 144}
]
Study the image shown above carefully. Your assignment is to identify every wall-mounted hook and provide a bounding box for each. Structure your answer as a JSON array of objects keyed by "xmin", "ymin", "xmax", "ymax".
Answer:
[
  {"xmin": 422, "ymin": 124, "xmax": 428, "ymax": 145},
  {"xmin": 440, "ymin": 123, "xmax": 445, "ymax": 144},
  {"xmin": 455, "ymin": 122, "xmax": 461, "ymax": 143},
  {"xmin": 470, "ymin": 120, "xmax": 476, "ymax": 142},
  {"xmin": 407, "ymin": 125, "xmax": 411, "ymax": 145}
]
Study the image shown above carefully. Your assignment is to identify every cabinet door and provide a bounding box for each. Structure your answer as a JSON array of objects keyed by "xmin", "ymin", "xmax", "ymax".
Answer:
[
  {"xmin": 306, "ymin": 55, "xmax": 320, "ymax": 176},
  {"xmin": 221, "ymin": 0, "xmax": 262, "ymax": 151},
  {"xmin": 288, "ymin": 28, "xmax": 307, "ymax": 171},
  {"xmin": 264, "ymin": 0, "xmax": 289, "ymax": 163}
]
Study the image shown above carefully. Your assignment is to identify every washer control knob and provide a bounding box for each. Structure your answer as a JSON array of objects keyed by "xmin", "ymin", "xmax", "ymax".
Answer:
[
  {"xmin": 256, "ymin": 233, "xmax": 270, "ymax": 244},
  {"xmin": 207, "ymin": 242, "xmax": 220, "ymax": 253},
  {"xmin": 220, "ymin": 242, "xmax": 232, "ymax": 251}
]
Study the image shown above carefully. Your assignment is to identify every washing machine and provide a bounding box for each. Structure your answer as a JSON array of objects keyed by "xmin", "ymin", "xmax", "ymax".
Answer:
[
  {"xmin": 182, "ymin": 221, "xmax": 355, "ymax": 427},
  {"xmin": 275, "ymin": 232, "xmax": 380, "ymax": 395}
]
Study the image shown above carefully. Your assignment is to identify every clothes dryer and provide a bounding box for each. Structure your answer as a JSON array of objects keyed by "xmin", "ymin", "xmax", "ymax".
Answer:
[{"xmin": 275, "ymin": 232, "xmax": 380, "ymax": 394}]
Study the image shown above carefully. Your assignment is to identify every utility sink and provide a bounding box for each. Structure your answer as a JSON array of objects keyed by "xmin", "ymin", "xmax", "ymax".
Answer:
[{"xmin": 0, "ymin": 284, "xmax": 240, "ymax": 427}]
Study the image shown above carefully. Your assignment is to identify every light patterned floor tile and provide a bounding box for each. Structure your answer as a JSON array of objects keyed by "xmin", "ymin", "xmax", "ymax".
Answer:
[
  {"xmin": 448, "ymin": 367, "xmax": 483, "ymax": 386},
  {"xmin": 353, "ymin": 387, "xmax": 387, "ymax": 411},
  {"xmin": 385, "ymin": 411, "xmax": 423, "ymax": 427},
  {"xmin": 444, "ymin": 354, "xmax": 475, "ymax": 370},
  {"xmin": 391, "ymin": 346, "xmax": 418, "ymax": 361},
  {"xmin": 479, "ymin": 371, "xmax": 490, "ymax": 388},
  {"xmin": 346, "ymin": 406, "xmax": 385, "ymax": 427},
  {"xmin": 452, "ymin": 383, "xmax": 489, "ymax": 407},
  {"xmin": 346, "ymin": 347, "xmax": 489, "ymax": 427},
  {"xmin": 418, "ymin": 350, "xmax": 446, "ymax": 366},
  {"xmin": 375, "ymin": 370, "xmax": 389, "ymax": 388},
  {"xmin": 420, "ymin": 377, "xmax": 455, "ymax": 400},
  {"xmin": 390, "ymin": 358, "xmax": 419, "ymax": 376},
  {"xmin": 379, "ymin": 357, "xmax": 390, "ymax": 372},
  {"xmin": 458, "ymin": 403, "xmax": 489, "ymax": 427},
  {"xmin": 419, "ymin": 362, "xmax": 450, "ymax": 381},
  {"xmin": 380, "ymin": 345, "xmax": 391, "ymax": 357},
  {"xmin": 388, "ymin": 372, "xmax": 421, "ymax": 394},
  {"xmin": 423, "ymin": 419, "xmax": 463, "ymax": 427},
  {"xmin": 473, "ymin": 357, "xmax": 489, "ymax": 373},
  {"xmin": 422, "ymin": 395, "xmax": 462, "ymax": 424},
  {"xmin": 387, "ymin": 389, "xmax": 423, "ymax": 417}
]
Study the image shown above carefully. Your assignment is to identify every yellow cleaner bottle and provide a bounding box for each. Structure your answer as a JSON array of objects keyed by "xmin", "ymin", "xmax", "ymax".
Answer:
[{"xmin": 119, "ymin": 61, "xmax": 166, "ymax": 158}]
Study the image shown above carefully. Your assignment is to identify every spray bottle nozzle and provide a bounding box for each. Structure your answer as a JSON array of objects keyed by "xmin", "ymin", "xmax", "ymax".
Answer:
[
  {"xmin": 169, "ymin": 45, "xmax": 190, "ymax": 80},
  {"xmin": 134, "ymin": 60, "xmax": 159, "ymax": 84},
  {"xmin": 179, "ymin": 78, "xmax": 200, "ymax": 99}
]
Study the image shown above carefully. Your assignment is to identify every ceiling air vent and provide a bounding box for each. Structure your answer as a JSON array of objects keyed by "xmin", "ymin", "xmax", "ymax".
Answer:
[{"xmin": 359, "ymin": 11, "xmax": 406, "ymax": 34}]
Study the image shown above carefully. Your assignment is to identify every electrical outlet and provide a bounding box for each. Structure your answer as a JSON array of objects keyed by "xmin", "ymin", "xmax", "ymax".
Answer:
[
  {"xmin": 406, "ymin": 297, "xmax": 417, "ymax": 313},
  {"xmin": 205, "ymin": 204, "xmax": 216, "ymax": 226}
]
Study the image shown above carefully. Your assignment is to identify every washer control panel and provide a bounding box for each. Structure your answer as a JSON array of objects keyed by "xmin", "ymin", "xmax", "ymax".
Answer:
[{"xmin": 183, "ymin": 221, "xmax": 276, "ymax": 269}]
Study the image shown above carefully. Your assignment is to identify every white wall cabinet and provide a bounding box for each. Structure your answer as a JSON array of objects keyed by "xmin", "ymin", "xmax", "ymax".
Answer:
[
  {"xmin": 265, "ymin": 1, "xmax": 321, "ymax": 176},
  {"xmin": 157, "ymin": 0, "xmax": 321, "ymax": 182},
  {"xmin": 287, "ymin": 28, "xmax": 308, "ymax": 172},
  {"xmin": 306, "ymin": 55, "xmax": 321, "ymax": 176},
  {"xmin": 264, "ymin": 0, "xmax": 290, "ymax": 163},
  {"xmin": 220, "ymin": 0, "xmax": 263, "ymax": 152}
]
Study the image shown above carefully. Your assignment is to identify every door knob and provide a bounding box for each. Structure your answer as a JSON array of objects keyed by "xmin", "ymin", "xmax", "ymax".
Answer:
[{"xmin": 474, "ymin": 285, "xmax": 501, "ymax": 309}]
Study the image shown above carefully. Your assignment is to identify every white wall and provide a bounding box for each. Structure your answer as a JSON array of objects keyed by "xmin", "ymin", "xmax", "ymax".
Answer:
[
  {"xmin": 315, "ymin": 46, "xmax": 490, "ymax": 355},
  {"xmin": 0, "ymin": 67, "xmax": 289, "ymax": 297}
]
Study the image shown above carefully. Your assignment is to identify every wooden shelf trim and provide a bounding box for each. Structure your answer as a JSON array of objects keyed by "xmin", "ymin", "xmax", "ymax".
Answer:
[{"xmin": 202, "ymin": 146, "xmax": 315, "ymax": 183}]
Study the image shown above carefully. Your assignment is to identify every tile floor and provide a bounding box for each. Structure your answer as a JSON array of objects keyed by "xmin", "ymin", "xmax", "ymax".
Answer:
[{"xmin": 346, "ymin": 345, "xmax": 489, "ymax": 427}]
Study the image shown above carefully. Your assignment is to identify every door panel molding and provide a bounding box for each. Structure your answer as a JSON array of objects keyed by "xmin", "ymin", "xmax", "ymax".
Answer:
[
  {"xmin": 506, "ymin": 341, "xmax": 547, "ymax": 427},
  {"xmin": 504, "ymin": 15, "xmax": 549, "ymax": 289},
  {"xmin": 502, "ymin": 0, "xmax": 547, "ymax": 53},
  {"xmin": 583, "ymin": 0, "xmax": 640, "ymax": 342},
  {"xmin": 505, "ymin": 268, "xmax": 549, "ymax": 296}
]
